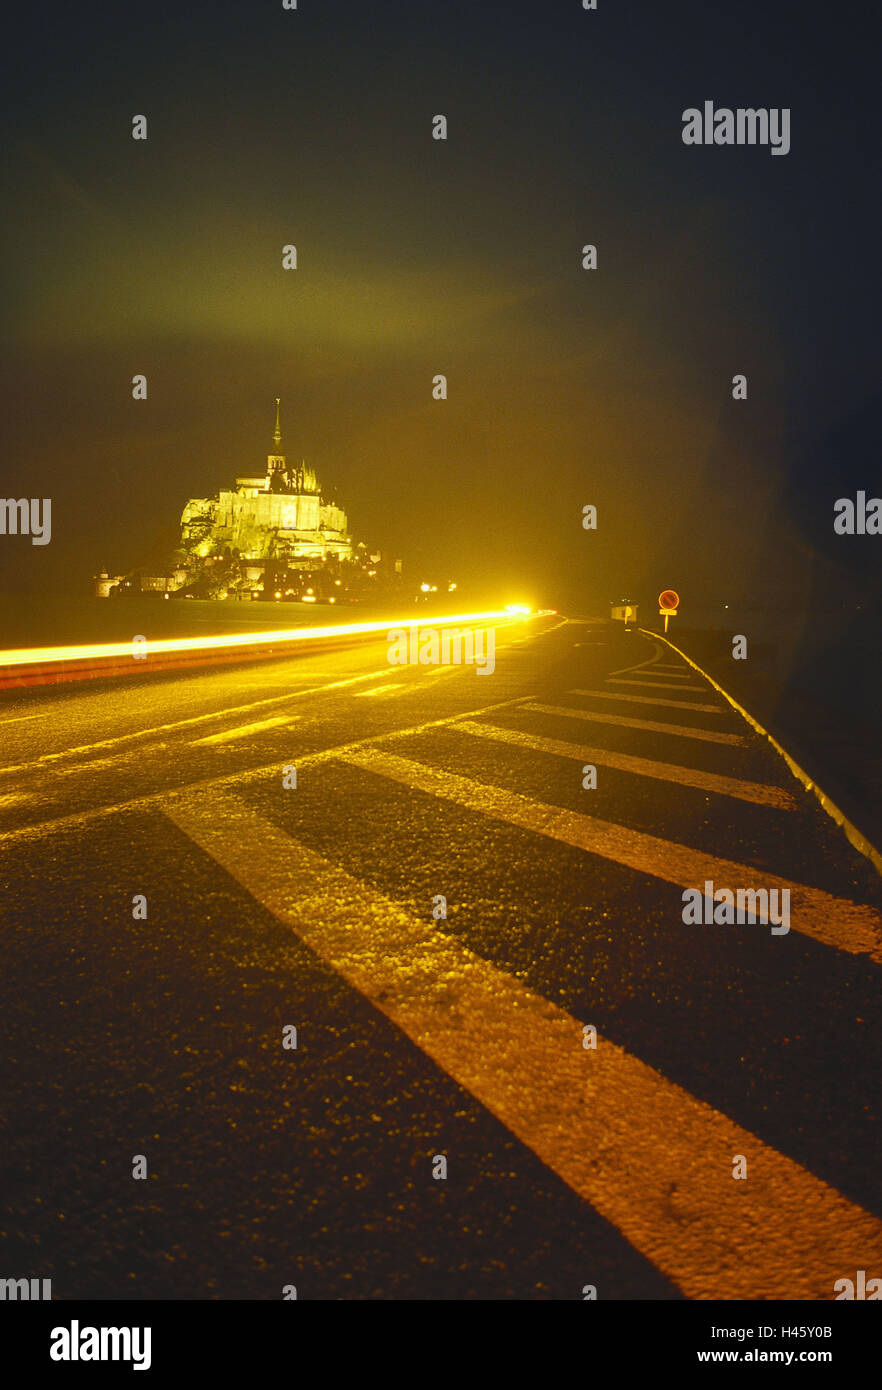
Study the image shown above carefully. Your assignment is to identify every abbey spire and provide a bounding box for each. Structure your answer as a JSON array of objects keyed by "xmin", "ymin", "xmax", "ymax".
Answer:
[{"xmin": 267, "ymin": 396, "xmax": 286, "ymax": 485}]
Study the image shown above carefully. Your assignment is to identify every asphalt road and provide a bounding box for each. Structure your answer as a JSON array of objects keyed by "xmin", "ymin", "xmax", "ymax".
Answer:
[{"xmin": 1, "ymin": 615, "xmax": 881, "ymax": 1300}]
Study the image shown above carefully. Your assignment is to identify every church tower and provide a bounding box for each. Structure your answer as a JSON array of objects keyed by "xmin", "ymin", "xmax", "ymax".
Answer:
[{"xmin": 266, "ymin": 397, "xmax": 287, "ymax": 488}]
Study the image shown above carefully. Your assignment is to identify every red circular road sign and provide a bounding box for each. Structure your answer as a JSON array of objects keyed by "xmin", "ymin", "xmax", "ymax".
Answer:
[{"xmin": 658, "ymin": 589, "xmax": 680, "ymax": 611}]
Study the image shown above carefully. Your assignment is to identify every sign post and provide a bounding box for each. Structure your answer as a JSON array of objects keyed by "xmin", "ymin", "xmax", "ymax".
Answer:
[
  {"xmin": 610, "ymin": 603, "xmax": 637, "ymax": 626},
  {"xmin": 658, "ymin": 588, "xmax": 680, "ymax": 634}
]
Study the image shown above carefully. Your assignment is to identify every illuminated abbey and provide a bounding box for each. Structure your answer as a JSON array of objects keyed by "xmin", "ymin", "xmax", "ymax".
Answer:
[
  {"xmin": 95, "ymin": 399, "xmax": 402, "ymax": 601},
  {"xmin": 180, "ymin": 399, "xmax": 352, "ymax": 566}
]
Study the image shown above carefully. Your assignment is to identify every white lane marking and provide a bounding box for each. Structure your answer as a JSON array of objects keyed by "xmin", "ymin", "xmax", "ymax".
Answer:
[
  {"xmin": 451, "ymin": 720, "xmax": 796, "ymax": 809},
  {"xmin": 0, "ymin": 669, "xmax": 392, "ymax": 775},
  {"xmin": 524, "ymin": 703, "xmax": 746, "ymax": 747},
  {"xmin": 163, "ymin": 785, "xmax": 882, "ymax": 1299},
  {"xmin": 354, "ymin": 683, "xmax": 406, "ymax": 697},
  {"xmin": 0, "ymin": 712, "xmax": 52, "ymax": 726},
  {"xmin": 570, "ymin": 689, "xmax": 723, "ymax": 714},
  {"xmin": 194, "ymin": 716, "xmax": 295, "ymax": 746},
  {"xmin": 341, "ymin": 748, "xmax": 882, "ymax": 960},
  {"xmin": 607, "ymin": 678, "xmax": 705, "ymax": 691}
]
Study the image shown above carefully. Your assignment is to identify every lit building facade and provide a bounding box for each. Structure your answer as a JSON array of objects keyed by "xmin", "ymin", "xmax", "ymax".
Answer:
[{"xmin": 180, "ymin": 400, "xmax": 352, "ymax": 567}]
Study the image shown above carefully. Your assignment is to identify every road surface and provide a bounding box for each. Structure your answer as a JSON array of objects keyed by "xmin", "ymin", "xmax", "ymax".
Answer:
[{"xmin": 1, "ymin": 615, "xmax": 881, "ymax": 1300}]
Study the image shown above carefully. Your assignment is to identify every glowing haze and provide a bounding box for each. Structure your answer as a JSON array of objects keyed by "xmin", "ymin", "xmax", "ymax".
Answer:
[{"xmin": 1, "ymin": 1, "xmax": 877, "ymax": 625}]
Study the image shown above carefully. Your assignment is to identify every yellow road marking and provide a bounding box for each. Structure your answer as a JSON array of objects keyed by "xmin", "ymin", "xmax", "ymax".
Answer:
[
  {"xmin": 524, "ymin": 703, "xmax": 746, "ymax": 747},
  {"xmin": 162, "ymin": 785, "xmax": 882, "ymax": 1300},
  {"xmin": 194, "ymin": 716, "xmax": 295, "ymax": 745},
  {"xmin": 643, "ymin": 629, "xmax": 882, "ymax": 879},
  {"xmin": 340, "ymin": 748, "xmax": 882, "ymax": 960},
  {"xmin": 607, "ymin": 678, "xmax": 705, "ymax": 691},
  {"xmin": 0, "ymin": 697, "xmax": 529, "ymax": 843},
  {"xmin": 571, "ymin": 689, "xmax": 722, "ymax": 714},
  {"xmin": 0, "ymin": 669, "xmax": 391, "ymax": 775},
  {"xmin": 451, "ymin": 720, "xmax": 795, "ymax": 809},
  {"xmin": 354, "ymin": 683, "xmax": 406, "ymax": 697}
]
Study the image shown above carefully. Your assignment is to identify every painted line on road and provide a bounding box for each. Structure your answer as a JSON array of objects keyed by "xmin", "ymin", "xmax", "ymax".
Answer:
[
  {"xmin": 162, "ymin": 785, "xmax": 882, "ymax": 1299},
  {"xmin": 571, "ymin": 689, "xmax": 723, "ymax": 715},
  {"xmin": 354, "ymin": 683, "xmax": 406, "ymax": 697},
  {"xmin": 450, "ymin": 720, "xmax": 796, "ymax": 809},
  {"xmin": 193, "ymin": 716, "xmax": 295, "ymax": 745},
  {"xmin": 0, "ymin": 696, "xmax": 530, "ymax": 844},
  {"xmin": 642, "ymin": 630, "xmax": 882, "ymax": 880},
  {"xmin": 607, "ymin": 644, "xmax": 671, "ymax": 678},
  {"xmin": 606, "ymin": 678, "xmax": 705, "ymax": 692},
  {"xmin": 524, "ymin": 703, "xmax": 747, "ymax": 747},
  {"xmin": 340, "ymin": 748, "xmax": 882, "ymax": 960},
  {"xmin": 0, "ymin": 669, "xmax": 392, "ymax": 775}
]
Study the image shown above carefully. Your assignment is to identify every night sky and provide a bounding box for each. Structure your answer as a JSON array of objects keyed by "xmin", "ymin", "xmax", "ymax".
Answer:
[{"xmin": 1, "ymin": 0, "xmax": 879, "ymax": 617}]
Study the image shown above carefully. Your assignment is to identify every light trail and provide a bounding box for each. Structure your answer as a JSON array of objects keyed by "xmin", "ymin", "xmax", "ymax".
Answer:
[{"xmin": 0, "ymin": 608, "xmax": 533, "ymax": 669}]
